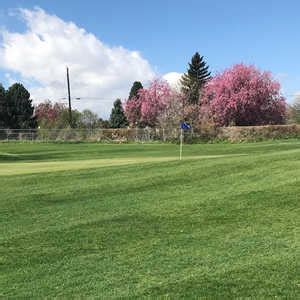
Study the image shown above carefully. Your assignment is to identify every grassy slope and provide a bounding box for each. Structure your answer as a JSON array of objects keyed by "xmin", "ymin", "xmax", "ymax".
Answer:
[{"xmin": 0, "ymin": 141, "xmax": 299, "ymax": 298}]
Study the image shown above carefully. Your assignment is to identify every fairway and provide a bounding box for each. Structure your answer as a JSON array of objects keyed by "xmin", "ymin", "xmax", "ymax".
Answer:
[{"xmin": 1, "ymin": 141, "xmax": 299, "ymax": 298}]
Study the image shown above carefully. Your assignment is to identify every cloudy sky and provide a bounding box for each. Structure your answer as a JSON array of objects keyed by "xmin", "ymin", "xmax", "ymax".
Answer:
[{"xmin": 1, "ymin": 0, "xmax": 300, "ymax": 117}]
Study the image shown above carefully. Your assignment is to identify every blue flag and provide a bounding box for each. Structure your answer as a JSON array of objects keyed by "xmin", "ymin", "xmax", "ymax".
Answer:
[{"xmin": 180, "ymin": 122, "xmax": 191, "ymax": 130}]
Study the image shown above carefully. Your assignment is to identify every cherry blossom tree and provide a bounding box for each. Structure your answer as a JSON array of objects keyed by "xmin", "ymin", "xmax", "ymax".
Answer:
[
  {"xmin": 124, "ymin": 96, "xmax": 143, "ymax": 127},
  {"xmin": 35, "ymin": 101, "xmax": 66, "ymax": 123},
  {"xmin": 124, "ymin": 79, "xmax": 172, "ymax": 127},
  {"xmin": 35, "ymin": 101, "xmax": 72, "ymax": 128},
  {"xmin": 158, "ymin": 90, "xmax": 185, "ymax": 129},
  {"xmin": 140, "ymin": 79, "xmax": 171, "ymax": 127},
  {"xmin": 202, "ymin": 64, "xmax": 286, "ymax": 126}
]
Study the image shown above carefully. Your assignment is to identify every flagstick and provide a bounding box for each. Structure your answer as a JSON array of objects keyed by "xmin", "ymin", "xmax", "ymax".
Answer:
[{"xmin": 179, "ymin": 128, "xmax": 183, "ymax": 161}]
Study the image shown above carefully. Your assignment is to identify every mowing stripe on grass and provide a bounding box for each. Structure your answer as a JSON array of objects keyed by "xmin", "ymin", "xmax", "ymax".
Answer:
[{"xmin": 0, "ymin": 154, "xmax": 246, "ymax": 176}]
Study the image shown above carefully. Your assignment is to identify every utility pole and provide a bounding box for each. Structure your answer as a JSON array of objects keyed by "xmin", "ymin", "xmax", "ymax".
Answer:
[{"xmin": 66, "ymin": 67, "xmax": 73, "ymax": 128}]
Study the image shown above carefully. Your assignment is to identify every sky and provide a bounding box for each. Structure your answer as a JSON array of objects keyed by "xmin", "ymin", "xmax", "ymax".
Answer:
[{"xmin": 0, "ymin": 0, "xmax": 300, "ymax": 117}]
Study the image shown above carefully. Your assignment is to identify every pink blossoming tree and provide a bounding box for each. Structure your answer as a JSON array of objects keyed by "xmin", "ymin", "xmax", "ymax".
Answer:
[
  {"xmin": 124, "ymin": 79, "xmax": 172, "ymax": 127},
  {"xmin": 35, "ymin": 101, "xmax": 66, "ymax": 127},
  {"xmin": 202, "ymin": 64, "xmax": 286, "ymax": 126},
  {"xmin": 123, "ymin": 97, "xmax": 142, "ymax": 127},
  {"xmin": 158, "ymin": 90, "xmax": 186, "ymax": 129}
]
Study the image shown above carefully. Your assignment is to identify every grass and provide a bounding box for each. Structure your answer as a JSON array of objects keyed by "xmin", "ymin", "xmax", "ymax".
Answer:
[{"xmin": 0, "ymin": 141, "xmax": 299, "ymax": 298}]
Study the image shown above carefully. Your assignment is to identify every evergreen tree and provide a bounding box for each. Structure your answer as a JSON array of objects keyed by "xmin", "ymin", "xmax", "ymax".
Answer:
[
  {"xmin": 181, "ymin": 52, "xmax": 211, "ymax": 104},
  {"xmin": 129, "ymin": 81, "xmax": 143, "ymax": 100},
  {"xmin": 0, "ymin": 84, "xmax": 7, "ymax": 128},
  {"xmin": 6, "ymin": 83, "xmax": 37, "ymax": 129},
  {"xmin": 109, "ymin": 99, "xmax": 128, "ymax": 128}
]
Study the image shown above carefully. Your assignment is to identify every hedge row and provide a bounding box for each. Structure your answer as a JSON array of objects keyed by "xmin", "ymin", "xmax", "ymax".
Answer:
[{"xmin": 217, "ymin": 125, "xmax": 300, "ymax": 142}]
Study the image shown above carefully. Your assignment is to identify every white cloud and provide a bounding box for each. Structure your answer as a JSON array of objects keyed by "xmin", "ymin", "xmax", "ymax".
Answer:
[
  {"xmin": 0, "ymin": 8, "xmax": 156, "ymax": 117},
  {"xmin": 163, "ymin": 72, "xmax": 182, "ymax": 91}
]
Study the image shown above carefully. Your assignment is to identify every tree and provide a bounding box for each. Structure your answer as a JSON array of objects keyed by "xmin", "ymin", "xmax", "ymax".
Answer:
[
  {"xmin": 98, "ymin": 118, "xmax": 110, "ymax": 128},
  {"xmin": 35, "ymin": 101, "xmax": 69, "ymax": 128},
  {"xmin": 58, "ymin": 108, "xmax": 81, "ymax": 128},
  {"xmin": 202, "ymin": 64, "xmax": 286, "ymax": 126},
  {"xmin": 109, "ymin": 99, "xmax": 128, "ymax": 128},
  {"xmin": 0, "ymin": 84, "xmax": 7, "ymax": 128},
  {"xmin": 139, "ymin": 79, "xmax": 171, "ymax": 127},
  {"xmin": 35, "ymin": 100, "xmax": 82, "ymax": 129},
  {"xmin": 6, "ymin": 83, "xmax": 37, "ymax": 129},
  {"xmin": 124, "ymin": 79, "xmax": 172, "ymax": 127},
  {"xmin": 289, "ymin": 97, "xmax": 300, "ymax": 123},
  {"xmin": 124, "ymin": 96, "xmax": 143, "ymax": 127},
  {"xmin": 157, "ymin": 90, "xmax": 184, "ymax": 129},
  {"xmin": 79, "ymin": 109, "xmax": 99, "ymax": 129},
  {"xmin": 129, "ymin": 81, "xmax": 143, "ymax": 100},
  {"xmin": 124, "ymin": 81, "xmax": 144, "ymax": 127},
  {"xmin": 181, "ymin": 52, "xmax": 211, "ymax": 104},
  {"xmin": 35, "ymin": 101, "xmax": 66, "ymax": 128}
]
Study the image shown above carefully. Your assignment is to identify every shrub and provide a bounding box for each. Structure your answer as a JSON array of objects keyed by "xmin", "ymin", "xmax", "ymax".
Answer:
[{"xmin": 218, "ymin": 125, "xmax": 300, "ymax": 142}]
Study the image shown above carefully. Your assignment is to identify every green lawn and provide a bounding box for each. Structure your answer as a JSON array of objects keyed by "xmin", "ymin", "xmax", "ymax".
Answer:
[{"xmin": 1, "ymin": 141, "xmax": 299, "ymax": 298}]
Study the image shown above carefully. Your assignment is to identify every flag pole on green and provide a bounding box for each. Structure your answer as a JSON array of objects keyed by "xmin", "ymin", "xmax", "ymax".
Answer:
[{"xmin": 180, "ymin": 122, "xmax": 191, "ymax": 160}]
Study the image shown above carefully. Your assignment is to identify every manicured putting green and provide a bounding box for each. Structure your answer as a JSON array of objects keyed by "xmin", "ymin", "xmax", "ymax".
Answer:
[{"xmin": 1, "ymin": 141, "xmax": 299, "ymax": 298}]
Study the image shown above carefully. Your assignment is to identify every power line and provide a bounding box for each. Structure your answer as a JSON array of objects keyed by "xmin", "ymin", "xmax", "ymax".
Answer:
[{"xmin": 59, "ymin": 97, "xmax": 121, "ymax": 101}]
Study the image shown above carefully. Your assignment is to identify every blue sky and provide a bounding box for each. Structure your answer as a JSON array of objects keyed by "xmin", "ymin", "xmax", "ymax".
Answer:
[{"xmin": 0, "ymin": 0, "xmax": 299, "ymax": 115}]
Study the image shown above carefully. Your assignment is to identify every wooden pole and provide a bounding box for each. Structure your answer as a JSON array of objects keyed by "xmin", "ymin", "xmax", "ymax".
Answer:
[{"xmin": 66, "ymin": 67, "xmax": 73, "ymax": 128}]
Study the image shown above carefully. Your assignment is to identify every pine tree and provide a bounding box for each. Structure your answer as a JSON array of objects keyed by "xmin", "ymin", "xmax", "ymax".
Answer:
[
  {"xmin": 0, "ymin": 84, "xmax": 7, "ymax": 128},
  {"xmin": 6, "ymin": 83, "xmax": 37, "ymax": 129},
  {"xmin": 181, "ymin": 52, "xmax": 211, "ymax": 104},
  {"xmin": 129, "ymin": 81, "xmax": 143, "ymax": 100},
  {"xmin": 109, "ymin": 99, "xmax": 128, "ymax": 128}
]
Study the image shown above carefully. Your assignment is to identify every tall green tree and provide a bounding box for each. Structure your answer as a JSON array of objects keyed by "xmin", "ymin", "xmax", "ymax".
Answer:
[
  {"xmin": 181, "ymin": 52, "xmax": 211, "ymax": 104},
  {"xmin": 129, "ymin": 81, "xmax": 143, "ymax": 100},
  {"xmin": 6, "ymin": 83, "xmax": 37, "ymax": 129},
  {"xmin": 0, "ymin": 84, "xmax": 7, "ymax": 128},
  {"xmin": 109, "ymin": 99, "xmax": 128, "ymax": 128}
]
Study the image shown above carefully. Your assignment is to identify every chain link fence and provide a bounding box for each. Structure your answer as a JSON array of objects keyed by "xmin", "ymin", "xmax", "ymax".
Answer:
[
  {"xmin": 4, "ymin": 125, "xmax": 298, "ymax": 142},
  {"xmin": 0, "ymin": 128, "xmax": 198, "ymax": 142}
]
